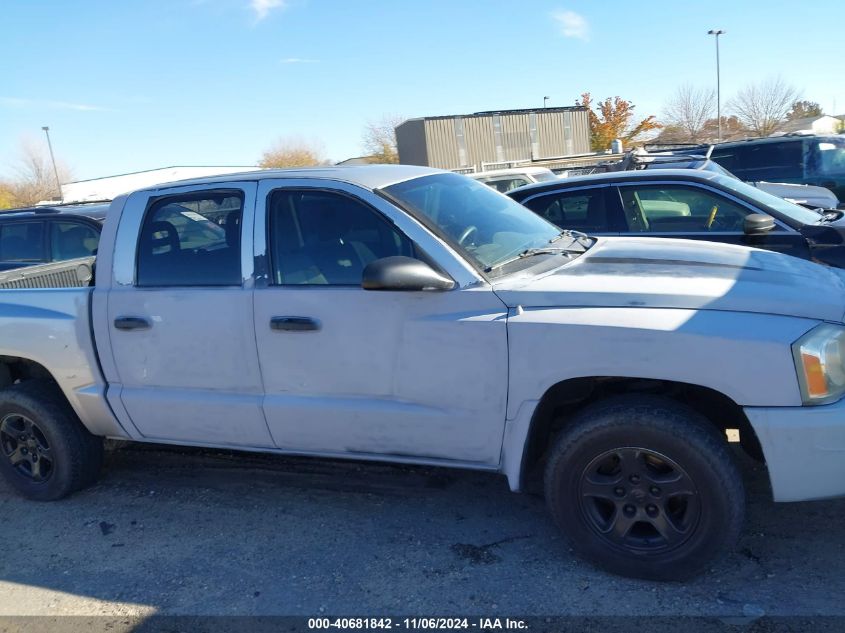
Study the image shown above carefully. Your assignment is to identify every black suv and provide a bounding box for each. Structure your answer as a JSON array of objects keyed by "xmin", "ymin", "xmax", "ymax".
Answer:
[
  {"xmin": 707, "ymin": 135, "xmax": 845, "ymax": 200},
  {"xmin": 0, "ymin": 202, "xmax": 109, "ymax": 271}
]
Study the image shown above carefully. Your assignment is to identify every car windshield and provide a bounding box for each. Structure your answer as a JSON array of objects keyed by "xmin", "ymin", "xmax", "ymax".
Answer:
[
  {"xmin": 711, "ymin": 173, "xmax": 823, "ymax": 225},
  {"xmin": 381, "ymin": 173, "xmax": 564, "ymax": 271}
]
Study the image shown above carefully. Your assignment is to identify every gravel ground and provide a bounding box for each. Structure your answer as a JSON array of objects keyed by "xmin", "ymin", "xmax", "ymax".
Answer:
[{"xmin": 0, "ymin": 442, "xmax": 843, "ymax": 622}]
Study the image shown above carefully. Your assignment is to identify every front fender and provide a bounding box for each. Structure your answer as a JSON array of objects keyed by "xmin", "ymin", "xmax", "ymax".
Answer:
[{"xmin": 500, "ymin": 306, "xmax": 816, "ymax": 491}]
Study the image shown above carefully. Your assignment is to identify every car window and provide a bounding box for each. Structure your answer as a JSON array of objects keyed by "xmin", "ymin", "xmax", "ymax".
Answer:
[
  {"xmin": 808, "ymin": 138, "xmax": 845, "ymax": 176},
  {"xmin": 268, "ymin": 190, "xmax": 415, "ymax": 286},
  {"xmin": 0, "ymin": 221, "xmax": 45, "ymax": 262},
  {"xmin": 716, "ymin": 142, "xmax": 803, "ymax": 181},
  {"xmin": 522, "ymin": 189, "xmax": 612, "ymax": 232},
  {"xmin": 50, "ymin": 221, "xmax": 99, "ymax": 261},
  {"xmin": 618, "ymin": 185, "xmax": 763, "ymax": 233},
  {"xmin": 485, "ymin": 177, "xmax": 531, "ymax": 193},
  {"xmin": 136, "ymin": 192, "xmax": 243, "ymax": 287}
]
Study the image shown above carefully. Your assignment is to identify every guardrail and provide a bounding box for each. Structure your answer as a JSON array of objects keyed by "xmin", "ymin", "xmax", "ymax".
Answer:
[{"xmin": 0, "ymin": 256, "xmax": 95, "ymax": 289}]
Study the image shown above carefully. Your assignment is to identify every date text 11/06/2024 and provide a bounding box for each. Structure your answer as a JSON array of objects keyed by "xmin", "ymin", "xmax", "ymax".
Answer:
[{"xmin": 307, "ymin": 618, "xmax": 529, "ymax": 630}]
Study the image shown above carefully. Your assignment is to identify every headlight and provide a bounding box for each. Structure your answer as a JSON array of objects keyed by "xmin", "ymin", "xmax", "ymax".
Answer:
[{"xmin": 793, "ymin": 323, "xmax": 845, "ymax": 405}]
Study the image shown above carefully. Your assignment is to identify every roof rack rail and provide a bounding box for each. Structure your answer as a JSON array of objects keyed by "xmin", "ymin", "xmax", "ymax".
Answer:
[{"xmin": 0, "ymin": 206, "xmax": 60, "ymax": 215}]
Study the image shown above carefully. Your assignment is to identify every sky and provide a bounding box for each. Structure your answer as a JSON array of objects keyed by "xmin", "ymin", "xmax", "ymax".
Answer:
[{"xmin": 1, "ymin": 0, "xmax": 843, "ymax": 181}]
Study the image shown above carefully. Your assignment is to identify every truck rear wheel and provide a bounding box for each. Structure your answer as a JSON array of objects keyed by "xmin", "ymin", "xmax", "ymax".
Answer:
[
  {"xmin": 0, "ymin": 381, "xmax": 103, "ymax": 501},
  {"xmin": 544, "ymin": 395, "xmax": 744, "ymax": 581}
]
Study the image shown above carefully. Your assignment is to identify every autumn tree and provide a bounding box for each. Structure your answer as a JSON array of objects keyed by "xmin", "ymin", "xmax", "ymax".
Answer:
[
  {"xmin": 258, "ymin": 137, "xmax": 327, "ymax": 168},
  {"xmin": 6, "ymin": 140, "xmax": 72, "ymax": 207},
  {"xmin": 728, "ymin": 77, "xmax": 801, "ymax": 137},
  {"xmin": 362, "ymin": 115, "xmax": 404, "ymax": 164},
  {"xmin": 787, "ymin": 100, "xmax": 824, "ymax": 120},
  {"xmin": 662, "ymin": 85, "xmax": 716, "ymax": 143},
  {"xmin": 0, "ymin": 182, "xmax": 16, "ymax": 210},
  {"xmin": 576, "ymin": 93, "xmax": 661, "ymax": 151}
]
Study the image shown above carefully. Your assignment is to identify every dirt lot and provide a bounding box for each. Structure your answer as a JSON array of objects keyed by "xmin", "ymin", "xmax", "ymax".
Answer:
[{"xmin": 0, "ymin": 442, "xmax": 844, "ymax": 622}]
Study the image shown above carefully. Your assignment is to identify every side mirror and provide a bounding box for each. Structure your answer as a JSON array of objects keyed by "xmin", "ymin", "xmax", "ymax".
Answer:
[
  {"xmin": 743, "ymin": 213, "xmax": 776, "ymax": 236},
  {"xmin": 362, "ymin": 256, "xmax": 455, "ymax": 292}
]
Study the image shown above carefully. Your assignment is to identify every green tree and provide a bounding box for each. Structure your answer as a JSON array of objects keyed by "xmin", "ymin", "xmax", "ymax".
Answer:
[
  {"xmin": 787, "ymin": 100, "xmax": 824, "ymax": 120},
  {"xmin": 577, "ymin": 93, "xmax": 661, "ymax": 151}
]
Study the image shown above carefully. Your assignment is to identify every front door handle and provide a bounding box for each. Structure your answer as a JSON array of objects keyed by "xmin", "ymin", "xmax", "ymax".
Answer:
[
  {"xmin": 270, "ymin": 316, "xmax": 320, "ymax": 332},
  {"xmin": 114, "ymin": 316, "xmax": 151, "ymax": 331}
]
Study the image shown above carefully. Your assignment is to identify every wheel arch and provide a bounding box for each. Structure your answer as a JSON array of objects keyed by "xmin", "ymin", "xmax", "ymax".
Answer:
[
  {"xmin": 508, "ymin": 375, "xmax": 761, "ymax": 493},
  {"xmin": 0, "ymin": 355, "xmax": 126, "ymax": 438}
]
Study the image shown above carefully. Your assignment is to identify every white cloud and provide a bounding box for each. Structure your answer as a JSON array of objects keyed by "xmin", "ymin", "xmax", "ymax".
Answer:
[
  {"xmin": 0, "ymin": 97, "xmax": 106, "ymax": 111},
  {"xmin": 251, "ymin": 0, "xmax": 286, "ymax": 21},
  {"xmin": 280, "ymin": 57, "xmax": 319, "ymax": 64},
  {"xmin": 552, "ymin": 9, "xmax": 589, "ymax": 41}
]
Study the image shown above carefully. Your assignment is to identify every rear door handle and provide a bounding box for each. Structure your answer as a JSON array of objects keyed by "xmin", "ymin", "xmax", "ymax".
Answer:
[
  {"xmin": 270, "ymin": 316, "xmax": 320, "ymax": 332},
  {"xmin": 114, "ymin": 316, "xmax": 151, "ymax": 331}
]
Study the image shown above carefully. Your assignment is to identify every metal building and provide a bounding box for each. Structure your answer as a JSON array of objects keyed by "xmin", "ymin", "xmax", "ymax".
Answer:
[{"xmin": 395, "ymin": 107, "xmax": 592, "ymax": 171}]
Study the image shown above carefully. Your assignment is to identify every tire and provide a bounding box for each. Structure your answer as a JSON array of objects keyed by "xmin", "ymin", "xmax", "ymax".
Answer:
[
  {"xmin": 544, "ymin": 394, "xmax": 744, "ymax": 581},
  {"xmin": 0, "ymin": 380, "xmax": 103, "ymax": 501}
]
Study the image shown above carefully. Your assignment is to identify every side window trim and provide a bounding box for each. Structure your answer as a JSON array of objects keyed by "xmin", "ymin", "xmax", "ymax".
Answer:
[{"xmin": 614, "ymin": 181, "xmax": 795, "ymax": 234}]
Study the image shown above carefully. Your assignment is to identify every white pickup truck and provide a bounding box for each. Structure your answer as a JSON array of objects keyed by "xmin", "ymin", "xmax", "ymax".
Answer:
[{"xmin": 1, "ymin": 166, "xmax": 844, "ymax": 581}]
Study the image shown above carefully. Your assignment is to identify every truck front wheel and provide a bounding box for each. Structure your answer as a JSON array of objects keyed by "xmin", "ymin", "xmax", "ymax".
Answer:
[
  {"xmin": 0, "ymin": 381, "xmax": 103, "ymax": 501},
  {"xmin": 544, "ymin": 395, "xmax": 744, "ymax": 580}
]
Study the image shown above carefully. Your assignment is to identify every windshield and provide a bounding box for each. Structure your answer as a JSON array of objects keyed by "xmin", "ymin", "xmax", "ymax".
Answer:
[
  {"xmin": 711, "ymin": 174, "xmax": 823, "ymax": 225},
  {"xmin": 382, "ymin": 173, "xmax": 562, "ymax": 271}
]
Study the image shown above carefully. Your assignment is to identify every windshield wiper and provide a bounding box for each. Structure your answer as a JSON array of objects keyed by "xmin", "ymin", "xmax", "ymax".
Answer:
[
  {"xmin": 484, "ymin": 246, "xmax": 573, "ymax": 273},
  {"xmin": 550, "ymin": 229, "xmax": 590, "ymax": 243},
  {"xmin": 550, "ymin": 229, "xmax": 594, "ymax": 249}
]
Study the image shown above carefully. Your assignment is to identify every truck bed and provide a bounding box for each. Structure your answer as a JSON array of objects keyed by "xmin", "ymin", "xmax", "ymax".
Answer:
[
  {"xmin": 0, "ymin": 277, "xmax": 122, "ymax": 438},
  {"xmin": 0, "ymin": 256, "xmax": 95, "ymax": 290}
]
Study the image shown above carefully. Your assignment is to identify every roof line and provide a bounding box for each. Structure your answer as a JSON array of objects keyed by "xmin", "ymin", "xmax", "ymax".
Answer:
[{"xmin": 65, "ymin": 165, "xmax": 260, "ymax": 185}]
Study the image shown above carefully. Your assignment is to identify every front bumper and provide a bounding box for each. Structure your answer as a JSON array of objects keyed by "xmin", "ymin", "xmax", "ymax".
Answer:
[{"xmin": 745, "ymin": 399, "xmax": 845, "ymax": 502}]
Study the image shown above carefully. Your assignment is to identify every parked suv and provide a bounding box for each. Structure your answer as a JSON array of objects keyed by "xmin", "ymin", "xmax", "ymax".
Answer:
[
  {"xmin": 0, "ymin": 203, "xmax": 109, "ymax": 271},
  {"xmin": 707, "ymin": 135, "xmax": 845, "ymax": 201}
]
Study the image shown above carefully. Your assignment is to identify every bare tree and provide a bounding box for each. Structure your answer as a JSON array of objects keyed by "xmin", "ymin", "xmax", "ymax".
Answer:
[
  {"xmin": 728, "ymin": 77, "xmax": 801, "ymax": 137},
  {"xmin": 663, "ymin": 85, "xmax": 715, "ymax": 143},
  {"xmin": 258, "ymin": 136, "xmax": 328, "ymax": 168},
  {"xmin": 362, "ymin": 115, "xmax": 404, "ymax": 164},
  {"xmin": 6, "ymin": 139, "xmax": 72, "ymax": 207}
]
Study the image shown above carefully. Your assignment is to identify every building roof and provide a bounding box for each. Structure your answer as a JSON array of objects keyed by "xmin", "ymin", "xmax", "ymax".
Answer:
[
  {"xmin": 398, "ymin": 106, "xmax": 588, "ymax": 125},
  {"xmin": 772, "ymin": 115, "xmax": 840, "ymax": 135}
]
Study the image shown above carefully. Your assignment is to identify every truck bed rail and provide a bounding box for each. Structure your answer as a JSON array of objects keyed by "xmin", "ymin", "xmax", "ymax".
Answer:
[{"xmin": 0, "ymin": 257, "xmax": 95, "ymax": 289}]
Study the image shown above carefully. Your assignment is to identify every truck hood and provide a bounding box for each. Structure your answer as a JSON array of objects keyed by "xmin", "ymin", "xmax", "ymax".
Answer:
[{"xmin": 492, "ymin": 236, "xmax": 845, "ymax": 322}]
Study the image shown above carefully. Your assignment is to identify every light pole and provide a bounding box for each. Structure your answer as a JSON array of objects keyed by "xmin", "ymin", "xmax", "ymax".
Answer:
[
  {"xmin": 543, "ymin": 96, "xmax": 550, "ymax": 109},
  {"xmin": 707, "ymin": 29, "xmax": 725, "ymax": 142},
  {"xmin": 41, "ymin": 126, "xmax": 62, "ymax": 199}
]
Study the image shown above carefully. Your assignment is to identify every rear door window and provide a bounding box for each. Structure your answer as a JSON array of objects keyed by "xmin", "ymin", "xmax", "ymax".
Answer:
[
  {"xmin": 50, "ymin": 221, "xmax": 99, "ymax": 261},
  {"xmin": 136, "ymin": 191, "xmax": 243, "ymax": 287},
  {"xmin": 522, "ymin": 188, "xmax": 617, "ymax": 233},
  {"xmin": 0, "ymin": 221, "xmax": 46, "ymax": 263}
]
